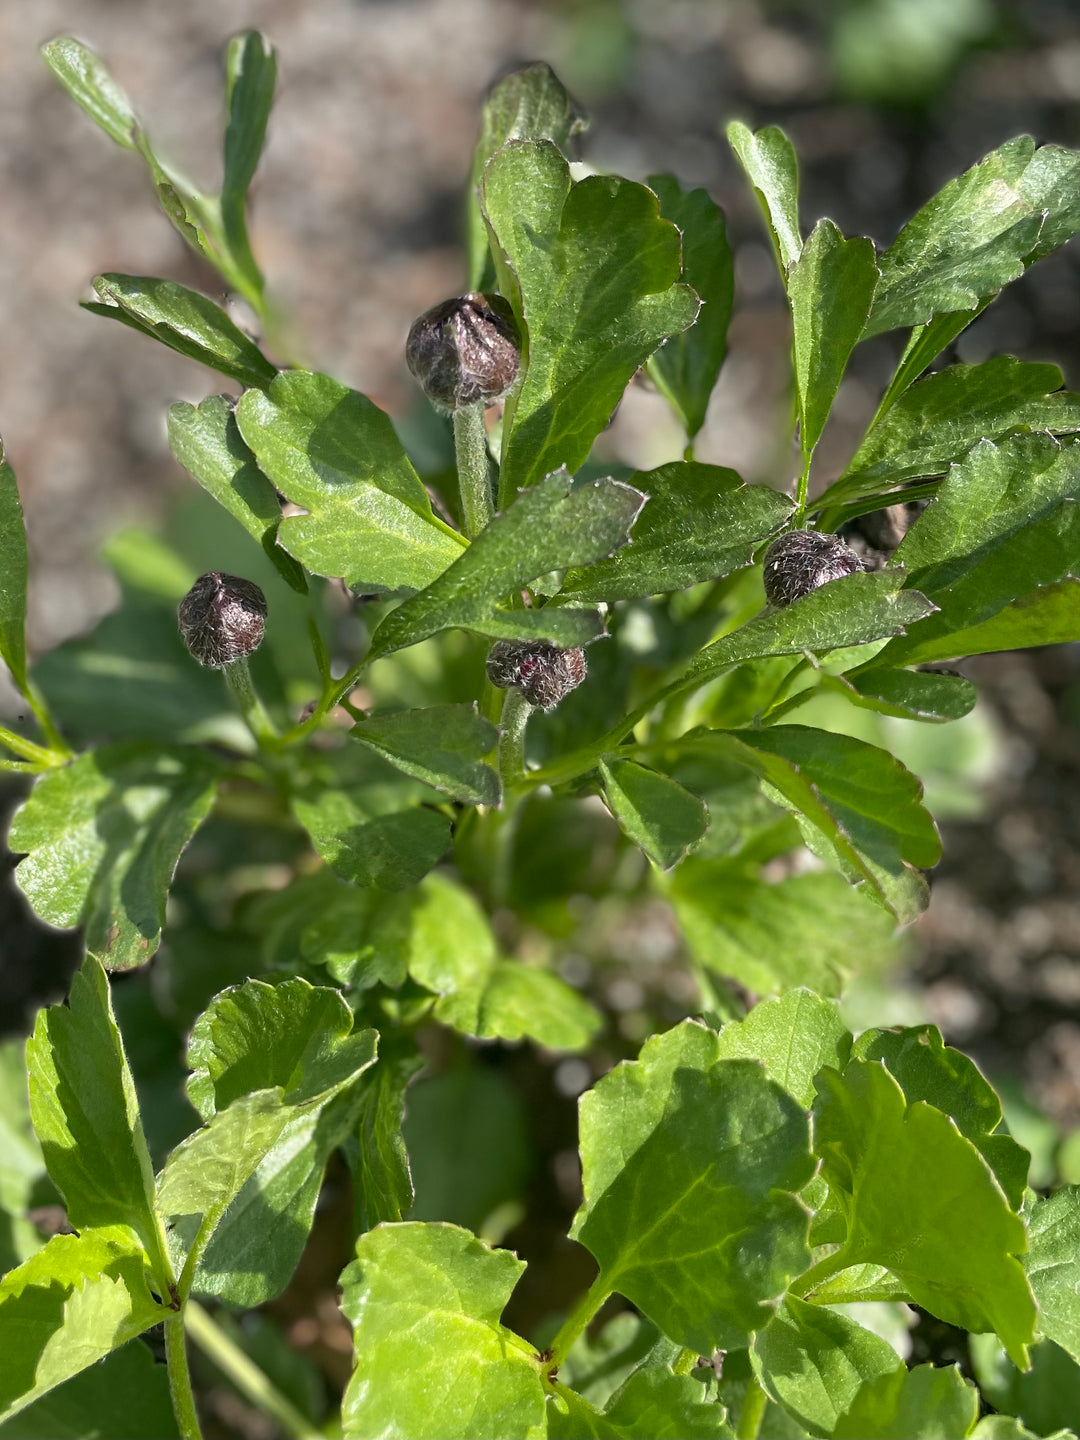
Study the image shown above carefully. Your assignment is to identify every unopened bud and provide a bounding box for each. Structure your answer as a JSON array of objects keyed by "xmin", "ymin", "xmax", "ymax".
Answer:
[
  {"xmin": 405, "ymin": 293, "xmax": 520, "ymax": 413},
  {"xmin": 486, "ymin": 640, "xmax": 587, "ymax": 711},
  {"xmin": 762, "ymin": 530, "xmax": 861, "ymax": 608},
  {"xmin": 178, "ymin": 572, "xmax": 267, "ymax": 668}
]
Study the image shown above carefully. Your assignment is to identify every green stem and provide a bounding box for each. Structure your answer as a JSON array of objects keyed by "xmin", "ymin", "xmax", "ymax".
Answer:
[
  {"xmin": 26, "ymin": 684, "xmax": 71, "ymax": 756},
  {"xmin": 453, "ymin": 402, "xmax": 494, "ymax": 539},
  {"xmin": 760, "ymin": 683, "xmax": 821, "ymax": 727},
  {"xmin": 788, "ymin": 1247, "xmax": 850, "ymax": 1299},
  {"xmin": 794, "ymin": 449, "xmax": 813, "ymax": 526},
  {"xmin": 0, "ymin": 723, "xmax": 62, "ymax": 767},
  {"xmin": 548, "ymin": 1273, "xmax": 612, "ymax": 1370},
  {"xmin": 185, "ymin": 1301, "xmax": 320, "ymax": 1440},
  {"xmin": 735, "ymin": 1374, "xmax": 767, "ymax": 1440},
  {"xmin": 165, "ymin": 1310, "xmax": 203, "ymax": 1440},
  {"xmin": 224, "ymin": 658, "xmax": 278, "ymax": 746},
  {"xmin": 498, "ymin": 689, "xmax": 533, "ymax": 785}
]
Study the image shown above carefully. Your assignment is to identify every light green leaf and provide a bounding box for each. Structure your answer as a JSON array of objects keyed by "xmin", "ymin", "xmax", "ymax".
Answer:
[
  {"xmin": 789, "ymin": 220, "xmax": 878, "ymax": 458},
  {"xmin": 971, "ymin": 1333, "xmax": 1080, "ymax": 1439},
  {"xmin": 852, "ymin": 1024, "xmax": 1029, "ymax": 1209},
  {"xmin": 291, "ymin": 789, "xmax": 452, "ymax": 891},
  {"xmin": 340, "ymin": 1222, "xmax": 544, "ymax": 1440},
  {"xmin": 598, "ymin": 757, "xmax": 708, "ymax": 869},
  {"xmin": 302, "ymin": 873, "xmax": 462, "ymax": 990},
  {"xmin": 672, "ymin": 863, "xmax": 899, "ymax": 995},
  {"xmin": 26, "ymin": 957, "xmax": 170, "ymax": 1286},
  {"xmin": 1024, "ymin": 1186, "xmax": 1080, "ymax": 1363},
  {"xmin": 85, "ymin": 274, "xmax": 277, "ymax": 388},
  {"xmin": 646, "ymin": 176, "xmax": 734, "ymax": 440},
  {"xmin": 221, "ymin": 31, "xmax": 275, "ymax": 292},
  {"xmin": 435, "ymin": 961, "xmax": 601, "ymax": 1051},
  {"xmin": 346, "ymin": 1041, "xmax": 422, "ymax": 1232},
  {"xmin": 0, "ymin": 1040, "xmax": 46, "ymax": 1271},
  {"xmin": 0, "ymin": 444, "xmax": 29, "ymax": 695},
  {"xmin": 812, "ymin": 1059, "xmax": 1036, "ymax": 1367},
  {"xmin": 368, "ymin": 467, "xmax": 642, "ymax": 658},
  {"xmin": 0, "ymin": 1338, "xmax": 179, "ymax": 1440},
  {"xmin": 726, "ymin": 122, "xmax": 802, "ymax": 273},
  {"xmin": 561, "ymin": 462, "xmax": 792, "ymax": 602},
  {"xmin": 0, "ymin": 1227, "xmax": 167, "ymax": 1424},
  {"xmin": 548, "ymin": 1357, "xmax": 732, "ymax": 1438},
  {"xmin": 481, "ymin": 141, "xmax": 699, "ymax": 496},
  {"xmin": 573, "ymin": 1021, "xmax": 814, "ymax": 1352},
  {"xmin": 40, "ymin": 37, "xmax": 138, "ymax": 150},
  {"xmin": 751, "ymin": 1296, "xmax": 902, "ymax": 1437},
  {"xmin": 167, "ymin": 395, "xmax": 305, "ymax": 592},
  {"xmin": 236, "ymin": 370, "xmax": 465, "ymax": 592},
  {"xmin": 351, "ymin": 704, "xmax": 500, "ymax": 805},
  {"xmin": 832, "ymin": 1363, "xmax": 979, "ymax": 1440},
  {"xmin": 467, "ymin": 63, "xmax": 585, "ymax": 289},
  {"xmin": 969, "ymin": 1418, "xmax": 1040, "ymax": 1440},
  {"xmin": 825, "ymin": 668, "xmax": 976, "ymax": 723},
  {"xmin": 10, "ymin": 746, "xmax": 220, "ymax": 969},
  {"xmin": 714, "ymin": 990, "xmax": 852, "ymax": 1109}
]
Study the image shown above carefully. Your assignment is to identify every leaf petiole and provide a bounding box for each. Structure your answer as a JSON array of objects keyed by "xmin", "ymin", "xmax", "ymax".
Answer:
[
  {"xmin": 547, "ymin": 1271, "xmax": 612, "ymax": 1370},
  {"xmin": 165, "ymin": 1309, "xmax": 203, "ymax": 1440}
]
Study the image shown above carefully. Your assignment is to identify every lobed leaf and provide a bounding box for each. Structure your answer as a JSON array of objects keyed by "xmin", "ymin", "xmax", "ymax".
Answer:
[
  {"xmin": 971, "ymin": 1333, "xmax": 1080, "ymax": 1438},
  {"xmin": 1023, "ymin": 1186, "xmax": 1080, "ymax": 1364},
  {"xmin": 547, "ymin": 1357, "xmax": 732, "ymax": 1438},
  {"xmin": 831, "ymin": 1363, "xmax": 980, "ymax": 1439},
  {"xmin": 726, "ymin": 122, "xmax": 802, "ymax": 273},
  {"xmin": 0, "ymin": 1338, "xmax": 179, "ymax": 1440},
  {"xmin": 714, "ymin": 990, "xmax": 852, "ymax": 1109},
  {"xmin": 0, "ymin": 443, "xmax": 29, "ymax": 695},
  {"xmin": 350, "ymin": 703, "xmax": 500, "ymax": 806},
  {"xmin": 598, "ymin": 757, "xmax": 709, "ymax": 869},
  {"xmin": 434, "ymin": 961, "xmax": 601, "ymax": 1051}
]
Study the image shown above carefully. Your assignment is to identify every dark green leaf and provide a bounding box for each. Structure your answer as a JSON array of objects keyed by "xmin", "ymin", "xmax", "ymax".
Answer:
[
  {"xmin": 0, "ymin": 1040, "xmax": 46, "ymax": 1272},
  {"xmin": 221, "ymin": 31, "xmax": 275, "ymax": 282},
  {"xmin": 346, "ymin": 1042, "xmax": 423, "ymax": 1232},
  {"xmin": 971, "ymin": 1333, "xmax": 1080, "ymax": 1438},
  {"xmin": 340, "ymin": 1223, "xmax": 544, "ymax": 1440},
  {"xmin": 789, "ymin": 220, "xmax": 878, "ymax": 458},
  {"xmin": 561, "ymin": 462, "xmax": 792, "ymax": 602},
  {"xmin": 825, "ymin": 668, "xmax": 976, "ymax": 723},
  {"xmin": 236, "ymin": 369, "xmax": 465, "ymax": 592},
  {"xmin": 85, "ymin": 274, "xmax": 277, "ymax": 388},
  {"xmin": 646, "ymin": 176, "xmax": 734, "ymax": 439},
  {"xmin": 351, "ymin": 704, "xmax": 500, "ymax": 805},
  {"xmin": 10, "ymin": 745, "xmax": 220, "ymax": 969},
  {"xmin": 0, "ymin": 1338, "xmax": 178, "ymax": 1440},
  {"xmin": 573, "ymin": 1022, "xmax": 814, "ymax": 1352},
  {"xmin": 0, "ymin": 445, "xmax": 29, "ymax": 695},
  {"xmin": 726, "ymin": 122, "xmax": 802, "ymax": 273},
  {"xmin": 40, "ymin": 37, "xmax": 138, "ymax": 150},
  {"xmin": 714, "ymin": 990, "xmax": 852, "ymax": 1109},
  {"xmin": 812, "ymin": 1059, "xmax": 1036, "ymax": 1366},
  {"xmin": 467, "ymin": 63, "xmax": 585, "ymax": 289},
  {"xmin": 167, "ymin": 396, "xmax": 305, "ymax": 592},
  {"xmin": 293, "ymin": 791, "xmax": 451, "ymax": 891},
  {"xmin": 0, "ymin": 1228, "xmax": 166, "ymax": 1424},
  {"xmin": 871, "ymin": 307, "xmax": 994, "ymax": 424},
  {"xmin": 368, "ymin": 467, "xmax": 642, "ymax": 658},
  {"xmin": 598, "ymin": 757, "xmax": 708, "ymax": 868},
  {"xmin": 1024, "ymin": 1186, "xmax": 1080, "ymax": 1363},
  {"xmin": 26, "ymin": 957, "xmax": 170, "ymax": 1287},
  {"xmin": 481, "ymin": 141, "xmax": 699, "ymax": 496},
  {"xmin": 832, "ymin": 1364, "xmax": 979, "ymax": 1440}
]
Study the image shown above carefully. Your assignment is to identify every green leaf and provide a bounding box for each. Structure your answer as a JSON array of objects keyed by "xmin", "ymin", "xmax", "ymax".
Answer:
[
  {"xmin": 1024, "ymin": 1186, "xmax": 1080, "ymax": 1363},
  {"xmin": 812, "ymin": 1059, "xmax": 1036, "ymax": 1366},
  {"xmin": 968, "ymin": 1418, "xmax": 1041, "ymax": 1440},
  {"xmin": 0, "ymin": 1227, "xmax": 167, "ymax": 1424},
  {"xmin": 560, "ymin": 462, "xmax": 792, "ymax": 602},
  {"xmin": 435, "ymin": 961, "xmax": 602, "ymax": 1051},
  {"xmin": 825, "ymin": 668, "xmax": 976, "ymax": 723},
  {"xmin": 340, "ymin": 1222, "xmax": 544, "ymax": 1440},
  {"xmin": 303, "ymin": 877, "xmax": 451, "ymax": 990},
  {"xmin": 26, "ymin": 957, "xmax": 170, "ymax": 1286},
  {"xmin": 85, "ymin": 274, "xmax": 277, "ymax": 388},
  {"xmin": 0, "ymin": 444, "xmax": 29, "ymax": 695},
  {"xmin": 714, "ymin": 990, "xmax": 852, "ymax": 1109},
  {"xmin": 351, "ymin": 704, "xmax": 500, "ymax": 806},
  {"xmin": 818, "ymin": 358, "xmax": 1080, "ymax": 512},
  {"xmin": 832, "ymin": 1363, "xmax": 979, "ymax": 1440},
  {"xmin": 646, "ymin": 176, "xmax": 734, "ymax": 439},
  {"xmin": 572, "ymin": 1021, "xmax": 814, "ymax": 1352},
  {"xmin": 481, "ymin": 141, "xmax": 699, "ymax": 497},
  {"xmin": 852, "ymin": 1024, "xmax": 1029, "ymax": 1209},
  {"xmin": 548, "ymin": 1356, "xmax": 733, "ymax": 1438},
  {"xmin": 10, "ymin": 745, "xmax": 220, "ymax": 969},
  {"xmin": 789, "ymin": 220, "xmax": 878, "ymax": 458},
  {"xmin": 221, "ymin": 31, "xmax": 275, "ymax": 286},
  {"xmin": 40, "ymin": 37, "xmax": 138, "ymax": 150},
  {"xmin": 0, "ymin": 1041, "xmax": 47, "ymax": 1271},
  {"xmin": 347, "ymin": 1041, "xmax": 422, "ymax": 1231},
  {"xmin": 751, "ymin": 1296, "xmax": 902, "ymax": 1437},
  {"xmin": 726, "ymin": 122, "xmax": 802, "ymax": 273},
  {"xmin": 0, "ymin": 1339, "xmax": 179, "ymax": 1440},
  {"xmin": 864, "ymin": 136, "xmax": 1080, "ymax": 338},
  {"xmin": 971, "ymin": 1334, "xmax": 1080, "ymax": 1438},
  {"xmin": 368, "ymin": 468, "xmax": 642, "ymax": 658},
  {"xmin": 236, "ymin": 370, "xmax": 465, "ymax": 592},
  {"xmin": 870, "ymin": 577, "xmax": 1080, "ymax": 668},
  {"xmin": 672, "ymin": 863, "xmax": 898, "ymax": 995},
  {"xmin": 598, "ymin": 757, "xmax": 708, "ymax": 869},
  {"xmin": 167, "ymin": 396, "xmax": 305, "ymax": 592},
  {"xmin": 467, "ymin": 63, "xmax": 585, "ymax": 290}
]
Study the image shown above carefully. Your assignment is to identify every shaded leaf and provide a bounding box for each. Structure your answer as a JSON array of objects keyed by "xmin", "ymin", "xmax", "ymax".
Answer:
[
  {"xmin": 825, "ymin": 668, "xmax": 976, "ymax": 723},
  {"xmin": 346, "ymin": 1041, "xmax": 423, "ymax": 1232},
  {"xmin": 726, "ymin": 122, "xmax": 802, "ymax": 273},
  {"xmin": 970, "ymin": 1333, "xmax": 1080, "ymax": 1439},
  {"xmin": 598, "ymin": 757, "xmax": 708, "ymax": 869},
  {"xmin": 0, "ymin": 445, "xmax": 29, "ymax": 695},
  {"xmin": 547, "ymin": 1359, "xmax": 732, "ymax": 1439},
  {"xmin": 435, "ymin": 961, "xmax": 601, "ymax": 1051},
  {"xmin": 832, "ymin": 1363, "xmax": 979, "ymax": 1440},
  {"xmin": 1024, "ymin": 1186, "xmax": 1080, "ymax": 1364},
  {"xmin": 292, "ymin": 788, "xmax": 452, "ymax": 892},
  {"xmin": 0, "ymin": 1339, "xmax": 179, "ymax": 1440},
  {"xmin": 10, "ymin": 746, "xmax": 220, "ymax": 969},
  {"xmin": 714, "ymin": 990, "xmax": 852, "ymax": 1109},
  {"xmin": 351, "ymin": 703, "xmax": 500, "ymax": 806}
]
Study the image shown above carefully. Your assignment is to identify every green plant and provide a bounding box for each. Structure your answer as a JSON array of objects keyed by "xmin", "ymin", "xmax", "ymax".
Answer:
[{"xmin": 2, "ymin": 31, "xmax": 1080, "ymax": 1440}]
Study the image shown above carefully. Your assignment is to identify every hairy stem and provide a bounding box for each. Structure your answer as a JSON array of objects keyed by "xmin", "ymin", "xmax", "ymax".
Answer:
[
  {"xmin": 788, "ymin": 1247, "xmax": 851, "ymax": 1299},
  {"xmin": 224, "ymin": 657, "xmax": 278, "ymax": 746},
  {"xmin": 185, "ymin": 1301, "xmax": 320, "ymax": 1440},
  {"xmin": 0, "ymin": 723, "xmax": 63, "ymax": 767},
  {"xmin": 498, "ymin": 689, "xmax": 533, "ymax": 784},
  {"xmin": 735, "ymin": 1374, "xmax": 767, "ymax": 1440},
  {"xmin": 548, "ymin": 1273, "xmax": 612, "ymax": 1370},
  {"xmin": 454, "ymin": 401, "xmax": 494, "ymax": 539},
  {"xmin": 165, "ymin": 1310, "xmax": 203, "ymax": 1440}
]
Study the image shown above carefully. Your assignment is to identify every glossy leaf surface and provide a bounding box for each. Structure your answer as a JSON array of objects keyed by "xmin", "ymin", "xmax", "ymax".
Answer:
[{"xmin": 726, "ymin": 122, "xmax": 802, "ymax": 272}]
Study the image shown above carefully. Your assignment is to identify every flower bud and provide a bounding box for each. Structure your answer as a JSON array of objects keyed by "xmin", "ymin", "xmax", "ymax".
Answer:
[
  {"xmin": 762, "ymin": 530, "xmax": 861, "ymax": 607},
  {"xmin": 178, "ymin": 572, "xmax": 267, "ymax": 668},
  {"xmin": 405, "ymin": 293, "xmax": 520, "ymax": 413},
  {"xmin": 486, "ymin": 640, "xmax": 587, "ymax": 711}
]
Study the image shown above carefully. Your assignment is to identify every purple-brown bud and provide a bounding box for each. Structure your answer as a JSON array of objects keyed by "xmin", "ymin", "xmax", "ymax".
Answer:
[
  {"xmin": 178, "ymin": 572, "xmax": 267, "ymax": 668},
  {"xmin": 405, "ymin": 293, "xmax": 521, "ymax": 413},
  {"xmin": 762, "ymin": 530, "xmax": 861, "ymax": 607},
  {"xmin": 486, "ymin": 640, "xmax": 587, "ymax": 711}
]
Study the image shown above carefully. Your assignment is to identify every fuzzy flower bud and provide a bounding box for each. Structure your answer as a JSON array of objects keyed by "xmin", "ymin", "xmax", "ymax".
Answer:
[
  {"xmin": 486, "ymin": 640, "xmax": 587, "ymax": 711},
  {"xmin": 178, "ymin": 572, "xmax": 267, "ymax": 668},
  {"xmin": 762, "ymin": 530, "xmax": 861, "ymax": 607},
  {"xmin": 405, "ymin": 292, "xmax": 520, "ymax": 413}
]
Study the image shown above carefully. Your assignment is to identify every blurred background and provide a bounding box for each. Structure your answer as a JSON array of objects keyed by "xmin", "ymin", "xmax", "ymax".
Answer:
[{"xmin": 1, "ymin": 0, "xmax": 1080, "ymax": 1426}]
